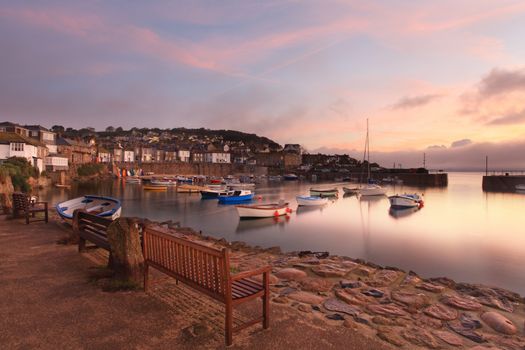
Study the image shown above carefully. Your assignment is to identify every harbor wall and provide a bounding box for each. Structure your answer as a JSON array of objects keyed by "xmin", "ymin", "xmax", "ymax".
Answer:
[
  {"xmin": 482, "ymin": 175, "xmax": 525, "ymax": 192},
  {"xmin": 371, "ymin": 173, "xmax": 448, "ymax": 187},
  {"xmin": 114, "ymin": 162, "xmax": 268, "ymax": 177}
]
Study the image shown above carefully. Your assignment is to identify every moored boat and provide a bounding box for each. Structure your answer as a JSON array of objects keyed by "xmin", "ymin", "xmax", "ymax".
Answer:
[
  {"xmin": 56, "ymin": 195, "xmax": 121, "ymax": 221},
  {"xmin": 515, "ymin": 184, "xmax": 525, "ymax": 191},
  {"xmin": 144, "ymin": 185, "xmax": 168, "ymax": 191},
  {"xmin": 150, "ymin": 179, "xmax": 176, "ymax": 186},
  {"xmin": 125, "ymin": 177, "xmax": 141, "ymax": 183},
  {"xmin": 310, "ymin": 187, "xmax": 338, "ymax": 197},
  {"xmin": 359, "ymin": 184, "xmax": 387, "ymax": 196},
  {"xmin": 200, "ymin": 188, "xmax": 232, "ymax": 199},
  {"xmin": 296, "ymin": 195, "xmax": 328, "ymax": 206},
  {"xmin": 342, "ymin": 186, "xmax": 359, "ymax": 194},
  {"xmin": 177, "ymin": 184, "xmax": 206, "ymax": 193},
  {"xmin": 388, "ymin": 193, "xmax": 423, "ymax": 208},
  {"xmin": 236, "ymin": 202, "xmax": 290, "ymax": 218},
  {"xmin": 218, "ymin": 190, "xmax": 254, "ymax": 204},
  {"xmin": 283, "ymin": 173, "xmax": 299, "ymax": 181}
]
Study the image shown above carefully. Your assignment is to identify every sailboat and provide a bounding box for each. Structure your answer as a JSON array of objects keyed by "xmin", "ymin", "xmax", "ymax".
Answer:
[{"xmin": 359, "ymin": 119, "xmax": 387, "ymax": 197}]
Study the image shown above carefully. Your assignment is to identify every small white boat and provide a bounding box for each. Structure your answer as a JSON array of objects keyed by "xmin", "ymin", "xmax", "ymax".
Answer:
[
  {"xmin": 296, "ymin": 195, "xmax": 329, "ymax": 206},
  {"xmin": 310, "ymin": 188, "xmax": 338, "ymax": 197},
  {"xmin": 150, "ymin": 179, "xmax": 176, "ymax": 186},
  {"xmin": 359, "ymin": 184, "xmax": 387, "ymax": 196},
  {"xmin": 516, "ymin": 184, "xmax": 525, "ymax": 191},
  {"xmin": 228, "ymin": 183, "xmax": 256, "ymax": 190},
  {"xmin": 388, "ymin": 193, "xmax": 423, "ymax": 208},
  {"xmin": 200, "ymin": 188, "xmax": 232, "ymax": 199},
  {"xmin": 56, "ymin": 195, "xmax": 121, "ymax": 221},
  {"xmin": 236, "ymin": 202, "xmax": 290, "ymax": 218},
  {"xmin": 125, "ymin": 177, "xmax": 141, "ymax": 184}
]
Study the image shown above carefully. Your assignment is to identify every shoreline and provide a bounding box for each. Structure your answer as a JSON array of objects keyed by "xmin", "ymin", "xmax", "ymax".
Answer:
[{"xmin": 135, "ymin": 216, "xmax": 525, "ymax": 349}]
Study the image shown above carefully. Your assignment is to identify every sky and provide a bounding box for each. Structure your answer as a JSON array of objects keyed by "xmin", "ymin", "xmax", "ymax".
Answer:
[{"xmin": 1, "ymin": 0, "xmax": 525, "ymax": 169}]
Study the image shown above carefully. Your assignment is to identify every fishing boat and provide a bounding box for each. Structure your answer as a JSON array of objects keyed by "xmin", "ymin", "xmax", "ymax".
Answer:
[
  {"xmin": 125, "ymin": 177, "xmax": 141, "ymax": 184},
  {"xmin": 283, "ymin": 173, "xmax": 299, "ymax": 181},
  {"xmin": 359, "ymin": 119, "xmax": 387, "ymax": 197},
  {"xmin": 296, "ymin": 195, "xmax": 328, "ymax": 206},
  {"xmin": 388, "ymin": 193, "xmax": 423, "ymax": 208},
  {"xmin": 201, "ymin": 188, "xmax": 232, "ymax": 199},
  {"xmin": 144, "ymin": 185, "xmax": 168, "ymax": 191},
  {"xmin": 56, "ymin": 195, "xmax": 121, "ymax": 221},
  {"xmin": 218, "ymin": 190, "xmax": 254, "ymax": 204},
  {"xmin": 236, "ymin": 202, "xmax": 290, "ymax": 218},
  {"xmin": 310, "ymin": 188, "xmax": 338, "ymax": 197},
  {"xmin": 515, "ymin": 184, "xmax": 525, "ymax": 191}
]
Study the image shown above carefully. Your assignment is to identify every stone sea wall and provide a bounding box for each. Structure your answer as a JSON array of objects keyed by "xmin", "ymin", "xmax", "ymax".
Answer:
[
  {"xmin": 115, "ymin": 162, "xmax": 268, "ymax": 177},
  {"xmin": 482, "ymin": 175, "xmax": 525, "ymax": 192}
]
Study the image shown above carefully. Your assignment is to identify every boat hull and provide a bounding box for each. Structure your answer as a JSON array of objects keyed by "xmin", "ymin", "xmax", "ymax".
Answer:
[
  {"xmin": 388, "ymin": 196, "xmax": 419, "ymax": 208},
  {"xmin": 218, "ymin": 194, "xmax": 254, "ymax": 204},
  {"xmin": 56, "ymin": 195, "xmax": 122, "ymax": 221},
  {"xmin": 144, "ymin": 185, "xmax": 168, "ymax": 191},
  {"xmin": 296, "ymin": 196, "xmax": 328, "ymax": 206},
  {"xmin": 236, "ymin": 204, "xmax": 289, "ymax": 218},
  {"xmin": 310, "ymin": 189, "xmax": 338, "ymax": 197},
  {"xmin": 200, "ymin": 189, "xmax": 231, "ymax": 199},
  {"xmin": 359, "ymin": 185, "xmax": 387, "ymax": 196}
]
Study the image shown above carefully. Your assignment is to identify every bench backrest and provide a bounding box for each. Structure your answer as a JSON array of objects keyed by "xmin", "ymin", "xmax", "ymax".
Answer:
[
  {"xmin": 77, "ymin": 211, "xmax": 112, "ymax": 250},
  {"xmin": 143, "ymin": 228, "xmax": 230, "ymax": 302},
  {"xmin": 13, "ymin": 192, "xmax": 30, "ymax": 211}
]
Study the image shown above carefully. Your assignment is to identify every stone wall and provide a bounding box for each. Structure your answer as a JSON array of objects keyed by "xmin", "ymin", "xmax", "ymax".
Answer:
[
  {"xmin": 115, "ymin": 162, "xmax": 268, "ymax": 177},
  {"xmin": 482, "ymin": 175, "xmax": 525, "ymax": 192}
]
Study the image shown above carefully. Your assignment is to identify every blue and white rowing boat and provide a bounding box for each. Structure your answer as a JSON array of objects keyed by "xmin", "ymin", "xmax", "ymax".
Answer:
[{"xmin": 56, "ymin": 195, "xmax": 122, "ymax": 221}]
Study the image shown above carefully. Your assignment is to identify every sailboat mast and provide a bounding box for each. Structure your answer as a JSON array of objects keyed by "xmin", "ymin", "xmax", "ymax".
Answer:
[{"xmin": 366, "ymin": 118, "xmax": 370, "ymax": 181}]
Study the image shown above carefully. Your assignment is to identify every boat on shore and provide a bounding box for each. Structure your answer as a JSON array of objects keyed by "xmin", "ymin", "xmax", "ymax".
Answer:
[
  {"xmin": 310, "ymin": 188, "xmax": 338, "ymax": 197},
  {"xmin": 296, "ymin": 195, "xmax": 328, "ymax": 206},
  {"xmin": 218, "ymin": 190, "xmax": 254, "ymax": 204},
  {"xmin": 236, "ymin": 202, "xmax": 290, "ymax": 218},
  {"xmin": 56, "ymin": 195, "xmax": 121, "ymax": 221},
  {"xmin": 388, "ymin": 193, "xmax": 423, "ymax": 208}
]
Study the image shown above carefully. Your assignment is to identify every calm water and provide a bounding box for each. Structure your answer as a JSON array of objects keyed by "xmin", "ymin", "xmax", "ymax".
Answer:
[{"xmin": 39, "ymin": 173, "xmax": 525, "ymax": 294}]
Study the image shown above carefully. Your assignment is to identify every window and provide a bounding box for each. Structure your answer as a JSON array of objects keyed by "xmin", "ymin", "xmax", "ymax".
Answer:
[{"xmin": 11, "ymin": 143, "xmax": 24, "ymax": 151}]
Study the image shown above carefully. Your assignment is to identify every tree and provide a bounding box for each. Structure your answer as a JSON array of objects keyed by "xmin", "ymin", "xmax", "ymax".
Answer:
[
  {"xmin": 115, "ymin": 127, "xmax": 124, "ymax": 132},
  {"xmin": 51, "ymin": 125, "xmax": 65, "ymax": 133},
  {"xmin": 106, "ymin": 126, "xmax": 115, "ymax": 132}
]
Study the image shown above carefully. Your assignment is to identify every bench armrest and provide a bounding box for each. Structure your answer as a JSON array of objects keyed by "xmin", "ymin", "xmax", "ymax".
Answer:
[{"xmin": 230, "ymin": 266, "xmax": 272, "ymax": 281}]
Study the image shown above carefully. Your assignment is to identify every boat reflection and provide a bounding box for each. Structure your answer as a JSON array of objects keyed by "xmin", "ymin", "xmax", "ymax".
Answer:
[
  {"xmin": 389, "ymin": 206, "xmax": 420, "ymax": 219},
  {"xmin": 236, "ymin": 216, "xmax": 289, "ymax": 233},
  {"xmin": 295, "ymin": 205, "xmax": 326, "ymax": 216}
]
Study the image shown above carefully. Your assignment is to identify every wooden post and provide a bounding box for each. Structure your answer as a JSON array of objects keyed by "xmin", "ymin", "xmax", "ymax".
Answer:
[
  {"xmin": 223, "ymin": 248, "xmax": 233, "ymax": 346},
  {"xmin": 71, "ymin": 209, "xmax": 83, "ymax": 246},
  {"xmin": 263, "ymin": 270, "xmax": 270, "ymax": 329}
]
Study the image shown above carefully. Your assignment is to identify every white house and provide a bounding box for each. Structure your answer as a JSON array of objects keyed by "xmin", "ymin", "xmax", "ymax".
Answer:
[
  {"xmin": 205, "ymin": 152, "xmax": 231, "ymax": 164},
  {"xmin": 0, "ymin": 132, "xmax": 46, "ymax": 173},
  {"xmin": 123, "ymin": 150, "xmax": 135, "ymax": 162},
  {"xmin": 45, "ymin": 156, "xmax": 69, "ymax": 171},
  {"xmin": 178, "ymin": 150, "xmax": 190, "ymax": 162}
]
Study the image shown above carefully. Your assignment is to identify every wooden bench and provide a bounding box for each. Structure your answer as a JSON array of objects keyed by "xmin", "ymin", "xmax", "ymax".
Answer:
[
  {"xmin": 12, "ymin": 192, "xmax": 48, "ymax": 224},
  {"xmin": 143, "ymin": 228, "xmax": 271, "ymax": 346},
  {"xmin": 73, "ymin": 210, "xmax": 112, "ymax": 253}
]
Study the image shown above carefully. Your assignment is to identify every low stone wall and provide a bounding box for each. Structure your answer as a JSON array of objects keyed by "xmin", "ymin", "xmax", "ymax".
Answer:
[
  {"xmin": 482, "ymin": 175, "xmax": 525, "ymax": 192},
  {"xmin": 115, "ymin": 162, "xmax": 267, "ymax": 177}
]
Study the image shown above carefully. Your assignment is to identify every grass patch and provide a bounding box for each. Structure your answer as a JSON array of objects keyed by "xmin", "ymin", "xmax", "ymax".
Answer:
[{"xmin": 77, "ymin": 163, "xmax": 104, "ymax": 177}]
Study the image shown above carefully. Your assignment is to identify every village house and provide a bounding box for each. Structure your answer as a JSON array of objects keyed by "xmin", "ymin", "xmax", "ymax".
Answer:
[
  {"xmin": 0, "ymin": 132, "xmax": 47, "ymax": 173},
  {"xmin": 178, "ymin": 149, "xmax": 190, "ymax": 162},
  {"xmin": 283, "ymin": 144, "xmax": 302, "ymax": 154},
  {"xmin": 112, "ymin": 148, "xmax": 123, "ymax": 162},
  {"xmin": 97, "ymin": 148, "xmax": 111, "ymax": 163},
  {"xmin": 123, "ymin": 149, "xmax": 135, "ymax": 163},
  {"xmin": 205, "ymin": 151, "xmax": 231, "ymax": 164},
  {"xmin": 0, "ymin": 122, "xmax": 30, "ymax": 137},
  {"xmin": 25, "ymin": 125, "xmax": 58, "ymax": 154},
  {"xmin": 56, "ymin": 138, "xmax": 93, "ymax": 164}
]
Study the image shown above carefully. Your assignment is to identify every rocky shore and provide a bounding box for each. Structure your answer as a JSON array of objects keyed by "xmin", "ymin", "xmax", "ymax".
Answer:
[{"xmin": 148, "ymin": 219, "xmax": 525, "ymax": 350}]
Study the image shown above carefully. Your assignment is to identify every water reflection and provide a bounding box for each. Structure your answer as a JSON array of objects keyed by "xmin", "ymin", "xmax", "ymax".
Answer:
[
  {"xmin": 236, "ymin": 216, "xmax": 289, "ymax": 233},
  {"xmin": 37, "ymin": 173, "xmax": 525, "ymax": 294},
  {"xmin": 389, "ymin": 207, "xmax": 420, "ymax": 219}
]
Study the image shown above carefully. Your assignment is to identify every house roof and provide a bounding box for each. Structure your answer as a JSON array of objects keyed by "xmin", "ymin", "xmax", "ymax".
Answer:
[
  {"xmin": 56, "ymin": 138, "xmax": 90, "ymax": 147},
  {"xmin": 0, "ymin": 132, "xmax": 46, "ymax": 147},
  {"xmin": 24, "ymin": 124, "xmax": 52, "ymax": 132}
]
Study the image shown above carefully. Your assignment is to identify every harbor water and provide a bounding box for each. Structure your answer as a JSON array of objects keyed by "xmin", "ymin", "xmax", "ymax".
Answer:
[{"xmin": 39, "ymin": 172, "xmax": 525, "ymax": 294}]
